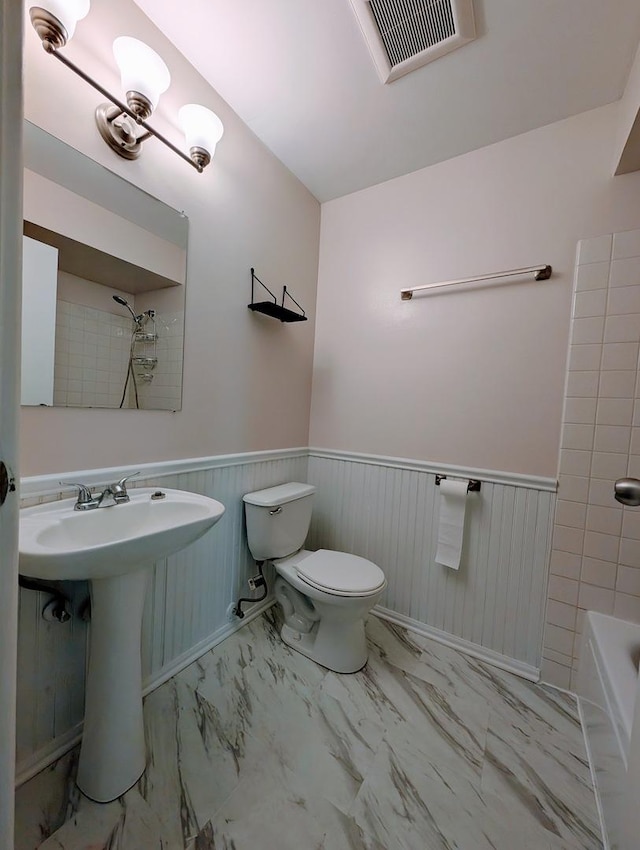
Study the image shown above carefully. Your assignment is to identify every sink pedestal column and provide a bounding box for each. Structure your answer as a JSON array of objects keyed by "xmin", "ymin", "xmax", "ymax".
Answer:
[{"xmin": 77, "ymin": 566, "xmax": 150, "ymax": 802}]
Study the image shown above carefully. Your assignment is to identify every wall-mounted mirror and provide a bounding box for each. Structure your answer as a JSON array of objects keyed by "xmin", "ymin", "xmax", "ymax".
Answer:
[{"xmin": 22, "ymin": 121, "xmax": 188, "ymax": 411}]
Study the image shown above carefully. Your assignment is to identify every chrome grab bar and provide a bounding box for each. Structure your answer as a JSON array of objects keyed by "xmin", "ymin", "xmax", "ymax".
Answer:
[{"xmin": 401, "ymin": 264, "xmax": 552, "ymax": 300}]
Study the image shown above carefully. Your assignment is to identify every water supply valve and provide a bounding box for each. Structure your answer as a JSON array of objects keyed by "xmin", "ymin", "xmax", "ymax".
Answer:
[
  {"xmin": 42, "ymin": 596, "xmax": 72, "ymax": 623},
  {"xmin": 248, "ymin": 573, "xmax": 266, "ymax": 591}
]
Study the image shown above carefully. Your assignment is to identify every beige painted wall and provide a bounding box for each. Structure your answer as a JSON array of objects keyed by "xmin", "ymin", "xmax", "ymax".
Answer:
[
  {"xmin": 615, "ymin": 39, "xmax": 640, "ymax": 174},
  {"xmin": 22, "ymin": 0, "xmax": 320, "ymax": 475},
  {"xmin": 24, "ymin": 170, "xmax": 186, "ymax": 284},
  {"xmin": 310, "ymin": 103, "xmax": 640, "ymax": 478}
]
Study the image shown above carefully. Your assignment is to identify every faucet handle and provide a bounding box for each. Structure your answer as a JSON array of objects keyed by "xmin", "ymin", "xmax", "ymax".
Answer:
[
  {"xmin": 111, "ymin": 472, "xmax": 140, "ymax": 502},
  {"xmin": 115, "ymin": 471, "xmax": 140, "ymax": 492},
  {"xmin": 59, "ymin": 481, "xmax": 94, "ymax": 505}
]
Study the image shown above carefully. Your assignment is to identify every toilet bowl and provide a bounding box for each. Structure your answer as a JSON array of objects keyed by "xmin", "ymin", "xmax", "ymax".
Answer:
[
  {"xmin": 274, "ymin": 549, "xmax": 386, "ymax": 673},
  {"xmin": 243, "ymin": 483, "xmax": 386, "ymax": 673}
]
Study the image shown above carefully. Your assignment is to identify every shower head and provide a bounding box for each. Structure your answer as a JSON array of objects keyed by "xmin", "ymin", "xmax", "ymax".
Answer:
[{"xmin": 112, "ymin": 294, "xmax": 140, "ymax": 324}]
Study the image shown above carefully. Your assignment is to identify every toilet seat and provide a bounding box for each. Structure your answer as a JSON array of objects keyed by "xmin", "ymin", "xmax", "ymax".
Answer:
[{"xmin": 292, "ymin": 549, "xmax": 386, "ymax": 597}]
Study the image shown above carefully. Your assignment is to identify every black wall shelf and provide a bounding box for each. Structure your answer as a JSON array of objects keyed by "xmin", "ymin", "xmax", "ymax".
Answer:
[{"xmin": 248, "ymin": 268, "xmax": 307, "ymax": 323}]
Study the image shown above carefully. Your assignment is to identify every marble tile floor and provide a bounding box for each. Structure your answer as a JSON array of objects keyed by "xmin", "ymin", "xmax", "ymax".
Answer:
[{"xmin": 15, "ymin": 609, "xmax": 604, "ymax": 850}]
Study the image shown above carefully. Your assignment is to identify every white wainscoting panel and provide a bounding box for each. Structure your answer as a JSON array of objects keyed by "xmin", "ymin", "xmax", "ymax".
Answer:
[
  {"xmin": 307, "ymin": 453, "xmax": 556, "ymax": 669},
  {"xmin": 16, "ymin": 450, "xmax": 307, "ymax": 780},
  {"xmin": 17, "ymin": 446, "xmax": 556, "ymax": 781}
]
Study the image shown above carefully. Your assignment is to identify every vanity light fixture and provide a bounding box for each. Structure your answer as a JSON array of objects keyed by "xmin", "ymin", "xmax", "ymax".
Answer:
[
  {"xmin": 178, "ymin": 104, "xmax": 224, "ymax": 171},
  {"xmin": 29, "ymin": 2, "xmax": 223, "ymax": 172}
]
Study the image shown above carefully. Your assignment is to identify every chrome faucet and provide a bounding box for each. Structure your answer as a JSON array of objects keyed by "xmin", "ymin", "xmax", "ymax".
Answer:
[{"xmin": 61, "ymin": 473, "xmax": 139, "ymax": 511}]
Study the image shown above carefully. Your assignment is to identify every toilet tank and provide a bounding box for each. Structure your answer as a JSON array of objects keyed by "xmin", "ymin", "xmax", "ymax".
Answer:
[{"xmin": 243, "ymin": 482, "xmax": 316, "ymax": 561}]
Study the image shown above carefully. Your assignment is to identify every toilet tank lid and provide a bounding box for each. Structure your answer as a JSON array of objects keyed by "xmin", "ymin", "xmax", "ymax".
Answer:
[{"xmin": 243, "ymin": 482, "xmax": 316, "ymax": 507}]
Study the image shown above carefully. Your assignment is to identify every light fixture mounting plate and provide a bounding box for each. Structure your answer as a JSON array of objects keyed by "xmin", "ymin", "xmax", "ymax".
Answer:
[{"xmin": 95, "ymin": 104, "xmax": 142, "ymax": 160}]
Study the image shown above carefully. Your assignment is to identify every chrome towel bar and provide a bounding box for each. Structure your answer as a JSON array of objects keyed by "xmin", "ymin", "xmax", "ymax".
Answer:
[{"xmin": 400, "ymin": 264, "xmax": 552, "ymax": 300}]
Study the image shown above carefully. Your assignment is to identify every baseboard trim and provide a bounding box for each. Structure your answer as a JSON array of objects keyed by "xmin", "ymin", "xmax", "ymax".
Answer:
[
  {"xmin": 141, "ymin": 596, "xmax": 275, "ymax": 698},
  {"xmin": 17, "ymin": 600, "xmax": 540, "ymax": 785},
  {"xmin": 15, "ymin": 597, "xmax": 275, "ymax": 788},
  {"xmin": 372, "ymin": 606, "xmax": 541, "ymax": 682},
  {"xmin": 15, "ymin": 724, "xmax": 84, "ymax": 789}
]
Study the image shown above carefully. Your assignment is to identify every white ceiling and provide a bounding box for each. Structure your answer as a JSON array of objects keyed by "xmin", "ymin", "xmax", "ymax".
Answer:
[{"xmin": 134, "ymin": 0, "xmax": 640, "ymax": 202}]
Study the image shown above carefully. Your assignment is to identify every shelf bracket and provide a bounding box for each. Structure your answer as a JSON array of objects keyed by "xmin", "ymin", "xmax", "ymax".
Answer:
[{"xmin": 248, "ymin": 268, "xmax": 308, "ymax": 323}]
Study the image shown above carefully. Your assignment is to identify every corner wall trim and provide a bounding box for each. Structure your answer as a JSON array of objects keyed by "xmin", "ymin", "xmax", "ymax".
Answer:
[
  {"xmin": 14, "ymin": 724, "xmax": 83, "ymax": 790},
  {"xmin": 140, "ymin": 597, "xmax": 275, "ymax": 699},
  {"xmin": 372, "ymin": 607, "xmax": 541, "ymax": 682}
]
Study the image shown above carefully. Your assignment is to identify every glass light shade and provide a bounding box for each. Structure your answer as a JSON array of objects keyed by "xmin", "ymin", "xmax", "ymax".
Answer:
[
  {"xmin": 178, "ymin": 104, "xmax": 224, "ymax": 157},
  {"xmin": 37, "ymin": 0, "xmax": 90, "ymax": 39},
  {"xmin": 112, "ymin": 37, "xmax": 170, "ymax": 109}
]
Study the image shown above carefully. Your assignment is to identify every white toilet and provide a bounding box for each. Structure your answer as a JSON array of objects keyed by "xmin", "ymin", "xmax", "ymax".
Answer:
[{"xmin": 243, "ymin": 482, "xmax": 386, "ymax": 673}]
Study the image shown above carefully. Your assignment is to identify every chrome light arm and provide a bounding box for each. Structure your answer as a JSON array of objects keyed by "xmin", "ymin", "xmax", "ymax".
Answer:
[
  {"xmin": 30, "ymin": 8, "xmax": 205, "ymax": 172},
  {"xmin": 47, "ymin": 47, "xmax": 203, "ymax": 171}
]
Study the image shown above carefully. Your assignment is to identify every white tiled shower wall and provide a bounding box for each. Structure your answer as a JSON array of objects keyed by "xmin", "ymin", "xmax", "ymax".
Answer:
[
  {"xmin": 53, "ymin": 301, "xmax": 130, "ymax": 408},
  {"xmin": 543, "ymin": 228, "xmax": 640, "ymax": 689},
  {"xmin": 52, "ymin": 301, "xmax": 183, "ymax": 410},
  {"xmin": 135, "ymin": 310, "xmax": 184, "ymax": 411}
]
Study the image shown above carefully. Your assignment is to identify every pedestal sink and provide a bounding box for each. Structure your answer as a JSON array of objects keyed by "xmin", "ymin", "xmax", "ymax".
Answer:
[{"xmin": 19, "ymin": 487, "xmax": 225, "ymax": 802}]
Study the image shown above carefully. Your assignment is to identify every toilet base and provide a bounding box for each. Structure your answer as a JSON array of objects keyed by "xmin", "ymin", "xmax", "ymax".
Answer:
[
  {"xmin": 272, "ymin": 557, "xmax": 386, "ymax": 674},
  {"xmin": 279, "ymin": 615, "xmax": 368, "ymax": 674}
]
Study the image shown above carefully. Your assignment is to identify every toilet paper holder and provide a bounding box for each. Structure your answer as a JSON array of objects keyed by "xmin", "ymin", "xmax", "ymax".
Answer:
[{"xmin": 435, "ymin": 475, "xmax": 481, "ymax": 493}]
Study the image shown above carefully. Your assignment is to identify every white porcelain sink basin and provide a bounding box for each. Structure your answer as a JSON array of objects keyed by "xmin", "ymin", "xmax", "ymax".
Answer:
[
  {"xmin": 19, "ymin": 487, "xmax": 225, "ymax": 580},
  {"xmin": 18, "ymin": 486, "xmax": 225, "ymax": 804}
]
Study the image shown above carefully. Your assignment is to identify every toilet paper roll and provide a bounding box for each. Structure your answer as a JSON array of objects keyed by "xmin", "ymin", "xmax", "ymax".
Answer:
[{"xmin": 435, "ymin": 478, "xmax": 468, "ymax": 570}]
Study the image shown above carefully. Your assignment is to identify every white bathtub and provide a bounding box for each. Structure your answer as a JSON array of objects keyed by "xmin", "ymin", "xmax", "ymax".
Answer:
[{"xmin": 577, "ymin": 611, "xmax": 640, "ymax": 850}]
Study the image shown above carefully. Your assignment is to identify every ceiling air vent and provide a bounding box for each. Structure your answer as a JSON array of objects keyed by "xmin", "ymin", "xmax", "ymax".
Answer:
[{"xmin": 348, "ymin": 0, "xmax": 476, "ymax": 84}]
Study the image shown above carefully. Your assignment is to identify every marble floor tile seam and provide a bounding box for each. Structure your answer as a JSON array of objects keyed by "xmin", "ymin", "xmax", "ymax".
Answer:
[
  {"xmin": 201, "ymin": 745, "xmax": 388, "ymax": 850},
  {"xmin": 176, "ymin": 615, "xmax": 499, "ymax": 826},
  {"xmin": 180, "ymin": 663, "xmax": 389, "ymax": 825},
  {"xmin": 18, "ymin": 612, "xmax": 605, "ymax": 850},
  {"xmin": 348, "ymin": 728, "xmax": 601, "ymax": 850},
  {"xmin": 174, "ymin": 616, "xmax": 495, "ymax": 840},
  {"xmin": 181, "ymin": 614, "xmax": 332, "ymax": 705},
  {"xmin": 147, "ymin": 649, "xmax": 386, "ymax": 835},
  {"xmin": 363, "ymin": 616, "xmax": 579, "ymax": 733},
  {"xmin": 139, "ymin": 675, "xmax": 281, "ymax": 844},
  {"xmin": 478, "ymin": 716, "xmax": 602, "ymax": 849}
]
